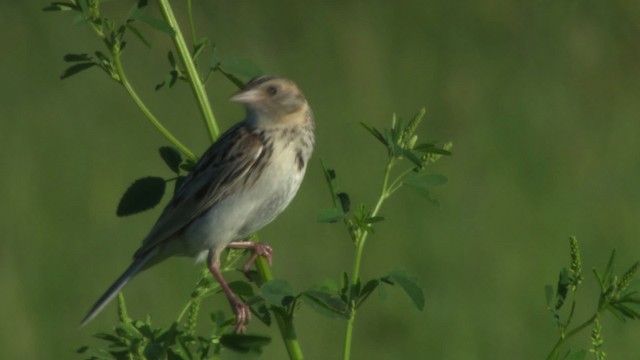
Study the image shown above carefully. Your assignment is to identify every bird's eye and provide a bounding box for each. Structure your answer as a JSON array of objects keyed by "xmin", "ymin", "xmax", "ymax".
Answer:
[{"xmin": 267, "ymin": 86, "xmax": 278, "ymax": 95}]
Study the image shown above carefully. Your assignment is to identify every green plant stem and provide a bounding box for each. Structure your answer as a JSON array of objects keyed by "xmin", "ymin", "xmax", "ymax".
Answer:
[
  {"xmin": 342, "ymin": 159, "xmax": 394, "ymax": 360},
  {"xmin": 156, "ymin": 0, "xmax": 219, "ymax": 141},
  {"xmin": 545, "ymin": 312, "xmax": 599, "ymax": 360},
  {"xmin": 186, "ymin": 0, "xmax": 198, "ymax": 46},
  {"xmin": 84, "ymin": 16, "xmax": 197, "ymax": 161},
  {"xmin": 255, "ymin": 256, "xmax": 304, "ymax": 360},
  {"xmin": 112, "ymin": 53, "xmax": 196, "ymax": 161}
]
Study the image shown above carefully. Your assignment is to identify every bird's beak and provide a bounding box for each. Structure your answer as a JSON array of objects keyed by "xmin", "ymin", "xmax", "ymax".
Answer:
[{"xmin": 229, "ymin": 88, "xmax": 263, "ymax": 104}]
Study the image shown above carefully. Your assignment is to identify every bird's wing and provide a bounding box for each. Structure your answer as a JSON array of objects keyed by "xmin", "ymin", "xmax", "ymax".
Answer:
[{"xmin": 134, "ymin": 123, "xmax": 266, "ymax": 258}]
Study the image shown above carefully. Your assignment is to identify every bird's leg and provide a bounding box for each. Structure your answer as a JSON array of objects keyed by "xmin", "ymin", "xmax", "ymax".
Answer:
[
  {"xmin": 227, "ymin": 241, "xmax": 273, "ymax": 273},
  {"xmin": 207, "ymin": 249, "xmax": 251, "ymax": 333}
]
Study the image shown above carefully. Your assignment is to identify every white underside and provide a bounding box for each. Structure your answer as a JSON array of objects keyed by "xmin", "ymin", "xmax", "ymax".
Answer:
[{"xmin": 184, "ymin": 141, "xmax": 305, "ymax": 263}]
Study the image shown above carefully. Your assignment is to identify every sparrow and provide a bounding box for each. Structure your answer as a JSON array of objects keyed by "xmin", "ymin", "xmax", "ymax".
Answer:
[{"xmin": 81, "ymin": 76, "xmax": 315, "ymax": 333}]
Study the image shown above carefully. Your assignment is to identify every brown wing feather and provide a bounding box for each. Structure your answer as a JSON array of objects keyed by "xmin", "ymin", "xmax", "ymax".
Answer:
[{"xmin": 134, "ymin": 123, "xmax": 265, "ymax": 258}]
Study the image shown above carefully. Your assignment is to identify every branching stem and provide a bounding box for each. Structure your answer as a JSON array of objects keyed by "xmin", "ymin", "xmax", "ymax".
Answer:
[{"xmin": 343, "ymin": 158, "xmax": 395, "ymax": 360}]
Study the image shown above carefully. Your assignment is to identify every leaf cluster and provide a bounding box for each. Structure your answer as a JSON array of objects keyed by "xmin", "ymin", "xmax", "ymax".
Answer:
[
  {"xmin": 77, "ymin": 293, "xmax": 270, "ymax": 360},
  {"xmin": 45, "ymin": 0, "xmax": 262, "ymax": 88},
  {"xmin": 545, "ymin": 237, "xmax": 640, "ymax": 360},
  {"xmin": 117, "ymin": 146, "xmax": 192, "ymax": 217}
]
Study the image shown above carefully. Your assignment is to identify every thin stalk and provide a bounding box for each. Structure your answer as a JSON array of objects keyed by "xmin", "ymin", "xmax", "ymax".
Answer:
[
  {"xmin": 342, "ymin": 159, "xmax": 394, "ymax": 360},
  {"xmin": 254, "ymin": 245, "xmax": 304, "ymax": 359},
  {"xmin": 156, "ymin": 0, "xmax": 219, "ymax": 141},
  {"xmin": 112, "ymin": 53, "xmax": 196, "ymax": 161},
  {"xmin": 85, "ymin": 17, "xmax": 196, "ymax": 160},
  {"xmin": 545, "ymin": 312, "xmax": 599, "ymax": 360},
  {"xmin": 186, "ymin": 0, "xmax": 198, "ymax": 46}
]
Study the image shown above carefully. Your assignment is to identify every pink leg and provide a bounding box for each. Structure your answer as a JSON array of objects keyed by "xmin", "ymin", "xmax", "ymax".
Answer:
[
  {"xmin": 227, "ymin": 241, "xmax": 273, "ymax": 273},
  {"xmin": 207, "ymin": 250, "xmax": 251, "ymax": 333}
]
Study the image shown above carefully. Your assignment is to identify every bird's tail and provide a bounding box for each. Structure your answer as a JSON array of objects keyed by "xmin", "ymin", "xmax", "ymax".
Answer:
[{"xmin": 80, "ymin": 248, "xmax": 158, "ymax": 327}]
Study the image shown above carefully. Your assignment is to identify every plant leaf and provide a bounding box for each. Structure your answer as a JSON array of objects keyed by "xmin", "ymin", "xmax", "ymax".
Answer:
[
  {"xmin": 413, "ymin": 144, "xmax": 452, "ymax": 155},
  {"xmin": 385, "ymin": 270, "xmax": 425, "ymax": 311},
  {"xmin": 127, "ymin": 0, "xmax": 148, "ymax": 21},
  {"xmin": 360, "ymin": 122, "xmax": 388, "ymax": 147},
  {"xmin": 63, "ymin": 53, "xmax": 92, "ymax": 62},
  {"xmin": 117, "ymin": 177, "xmax": 166, "ymax": 216},
  {"xmin": 356, "ymin": 279, "xmax": 380, "ymax": 308},
  {"xmin": 193, "ymin": 38, "xmax": 208, "ymax": 60},
  {"xmin": 563, "ymin": 349, "xmax": 587, "ymax": 360},
  {"xmin": 60, "ymin": 62, "xmax": 96, "ymax": 79},
  {"xmin": 260, "ymin": 279, "xmax": 294, "ymax": 307},
  {"xmin": 159, "ymin": 146, "xmax": 182, "ymax": 173},
  {"xmin": 337, "ymin": 192, "xmax": 350, "ymax": 213},
  {"xmin": 126, "ymin": 24, "xmax": 151, "ymax": 48},
  {"xmin": 220, "ymin": 58, "xmax": 263, "ymax": 82},
  {"xmin": 544, "ymin": 285, "xmax": 554, "ymax": 308},
  {"xmin": 138, "ymin": 16, "xmax": 175, "ymax": 35},
  {"xmin": 219, "ymin": 334, "xmax": 271, "ymax": 354},
  {"xmin": 302, "ymin": 290, "xmax": 349, "ymax": 319},
  {"xmin": 404, "ymin": 172, "xmax": 448, "ymax": 188},
  {"xmin": 317, "ymin": 208, "xmax": 344, "ymax": 223},
  {"xmin": 42, "ymin": 2, "xmax": 79, "ymax": 11}
]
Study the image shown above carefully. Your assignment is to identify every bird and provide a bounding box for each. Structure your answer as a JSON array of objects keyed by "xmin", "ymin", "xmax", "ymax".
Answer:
[{"xmin": 81, "ymin": 76, "xmax": 315, "ymax": 333}]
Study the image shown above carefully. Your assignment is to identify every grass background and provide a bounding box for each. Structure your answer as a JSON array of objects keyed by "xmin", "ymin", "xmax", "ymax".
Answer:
[{"xmin": 2, "ymin": 1, "xmax": 640, "ymax": 358}]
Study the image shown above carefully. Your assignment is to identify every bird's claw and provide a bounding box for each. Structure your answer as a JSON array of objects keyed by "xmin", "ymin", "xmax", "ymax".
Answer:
[
  {"xmin": 232, "ymin": 300, "xmax": 252, "ymax": 333},
  {"xmin": 242, "ymin": 243, "xmax": 273, "ymax": 273}
]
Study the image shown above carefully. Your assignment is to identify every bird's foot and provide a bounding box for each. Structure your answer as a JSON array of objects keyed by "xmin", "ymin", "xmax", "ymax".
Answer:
[
  {"xmin": 227, "ymin": 241, "xmax": 273, "ymax": 273},
  {"xmin": 230, "ymin": 297, "xmax": 252, "ymax": 333}
]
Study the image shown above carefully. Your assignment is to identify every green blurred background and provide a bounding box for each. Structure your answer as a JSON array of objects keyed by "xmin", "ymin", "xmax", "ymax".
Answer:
[{"xmin": 2, "ymin": 1, "xmax": 640, "ymax": 358}]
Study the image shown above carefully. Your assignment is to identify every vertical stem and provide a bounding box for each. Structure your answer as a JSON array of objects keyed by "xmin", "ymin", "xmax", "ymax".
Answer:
[
  {"xmin": 342, "ymin": 159, "xmax": 393, "ymax": 360},
  {"xmin": 156, "ymin": 0, "xmax": 219, "ymax": 141},
  {"xmin": 255, "ymin": 256, "xmax": 304, "ymax": 359}
]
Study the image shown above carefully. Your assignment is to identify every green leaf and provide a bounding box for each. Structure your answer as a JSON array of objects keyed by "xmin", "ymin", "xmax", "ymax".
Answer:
[
  {"xmin": 612, "ymin": 303, "xmax": 640, "ymax": 320},
  {"xmin": 126, "ymin": 24, "xmax": 151, "ymax": 48},
  {"xmin": 356, "ymin": 279, "xmax": 380, "ymax": 308},
  {"xmin": 193, "ymin": 38, "xmax": 208, "ymax": 60},
  {"xmin": 210, "ymin": 44, "xmax": 220, "ymax": 68},
  {"xmin": 563, "ymin": 350, "xmax": 587, "ymax": 360},
  {"xmin": 228, "ymin": 280, "xmax": 255, "ymax": 297},
  {"xmin": 302, "ymin": 290, "xmax": 349, "ymax": 319},
  {"xmin": 403, "ymin": 172, "xmax": 447, "ymax": 203},
  {"xmin": 544, "ymin": 285, "xmax": 554, "ymax": 308},
  {"xmin": 337, "ymin": 192, "xmax": 350, "ymax": 213},
  {"xmin": 317, "ymin": 208, "xmax": 344, "ymax": 223},
  {"xmin": 117, "ymin": 177, "xmax": 166, "ymax": 216},
  {"xmin": 555, "ymin": 268, "xmax": 570, "ymax": 310},
  {"xmin": 220, "ymin": 334, "xmax": 271, "ymax": 354},
  {"xmin": 403, "ymin": 149, "xmax": 423, "ymax": 167},
  {"xmin": 218, "ymin": 69, "xmax": 245, "ymax": 89},
  {"xmin": 60, "ymin": 62, "xmax": 96, "ymax": 79},
  {"xmin": 413, "ymin": 143, "xmax": 452, "ymax": 155},
  {"xmin": 260, "ymin": 279, "xmax": 294, "ymax": 307},
  {"xmin": 220, "ymin": 58, "xmax": 263, "ymax": 81},
  {"xmin": 602, "ymin": 249, "xmax": 617, "ymax": 288},
  {"xmin": 42, "ymin": 2, "xmax": 79, "ymax": 12},
  {"xmin": 360, "ymin": 122, "xmax": 388, "ymax": 147},
  {"xmin": 385, "ymin": 270, "xmax": 425, "ymax": 311},
  {"xmin": 404, "ymin": 172, "xmax": 448, "ymax": 188},
  {"xmin": 127, "ymin": 0, "xmax": 148, "ymax": 21},
  {"xmin": 159, "ymin": 146, "xmax": 182, "ymax": 173},
  {"xmin": 63, "ymin": 53, "xmax": 92, "ymax": 62},
  {"xmin": 138, "ymin": 16, "xmax": 175, "ymax": 35}
]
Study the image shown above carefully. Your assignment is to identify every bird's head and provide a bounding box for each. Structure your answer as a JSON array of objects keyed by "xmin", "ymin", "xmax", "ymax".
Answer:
[{"xmin": 230, "ymin": 76, "xmax": 310, "ymax": 126}]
